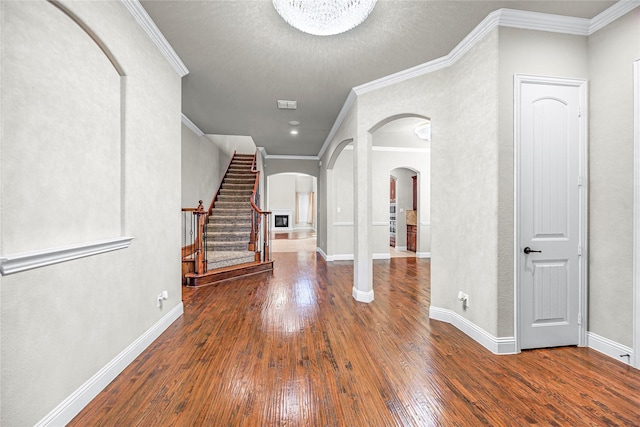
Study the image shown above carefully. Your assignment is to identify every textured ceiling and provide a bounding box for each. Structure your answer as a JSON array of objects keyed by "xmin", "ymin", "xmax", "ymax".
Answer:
[{"xmin": 141, "ymin": 0, "xmax": 616, "ymax": 156}]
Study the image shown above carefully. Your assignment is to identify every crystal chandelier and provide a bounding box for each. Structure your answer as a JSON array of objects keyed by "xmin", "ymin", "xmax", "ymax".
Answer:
[{"xmin": 272, "ymin": 0, "xmax": 377, "ymax": 36}]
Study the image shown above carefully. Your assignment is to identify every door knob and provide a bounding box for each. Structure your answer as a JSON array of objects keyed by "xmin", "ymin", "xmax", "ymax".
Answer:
[{"xmin": 523, "ymin": 247, "xmax": 542, "ymax": 254}]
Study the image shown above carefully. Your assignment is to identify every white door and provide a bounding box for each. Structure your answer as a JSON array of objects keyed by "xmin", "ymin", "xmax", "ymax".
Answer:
[{"xmin": 516, "ymin": 75, "xmax": 586, "ymax": 350}]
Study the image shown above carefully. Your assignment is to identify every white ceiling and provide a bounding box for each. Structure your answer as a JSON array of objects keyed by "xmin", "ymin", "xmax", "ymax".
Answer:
[{"xmin": 140, "ymin": 0, "xmax": 616, "ymax": 157}]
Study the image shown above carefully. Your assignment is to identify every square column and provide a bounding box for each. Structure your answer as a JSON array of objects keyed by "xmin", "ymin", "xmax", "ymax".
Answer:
[{"xmin": 352, "ymin": 129, "xmax": 374, "ymax": 302}]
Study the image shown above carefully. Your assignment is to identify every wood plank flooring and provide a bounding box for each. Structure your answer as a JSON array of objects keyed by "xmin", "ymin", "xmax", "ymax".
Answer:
[{"xmin": 70, "ymin": 252, "xmax": 640, "ymax": 426}]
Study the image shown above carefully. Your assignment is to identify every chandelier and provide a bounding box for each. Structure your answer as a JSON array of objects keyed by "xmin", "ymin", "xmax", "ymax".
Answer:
[{"xmin": 272, "ymin": 0, "xmax": 377, "ymax": 36}]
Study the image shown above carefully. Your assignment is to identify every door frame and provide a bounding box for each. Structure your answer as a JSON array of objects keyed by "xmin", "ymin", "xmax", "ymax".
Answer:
[
  {"xmin": 513, "ymin": 74, "xmax": 589, "ymax": 352},
  {"xmin": 633, "ymin": 59, "xmax": 640, "ymax": 369}
]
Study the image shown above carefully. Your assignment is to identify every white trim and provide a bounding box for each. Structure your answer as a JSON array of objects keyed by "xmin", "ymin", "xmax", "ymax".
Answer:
[
  {"xmin": 419, "ymin": 222, "xmax": 431, "ymax": 227},
  {"xmin": 371, "ymin": 146, "xmax": 430, "ymax": 153},
  {"xmin": 318, "ymin": 3, "xmax": 639, "ymax": 159},
  {"xmin": 498, "ymin": 8, "xmax": 590, "ymax": 36},
  {"xmin": 333, "ymin": 222, "xmax": 354, "ymax": 227},
  {"xmin": 316, "ymin": 246, "xmax": 329, "ymax": 261},
  {"xmin": 264, "ymin": 154, "xmax": 320, "ymax": 161},
  {"xmin": 181, "ymin": 113, "xmax": 204, "ymax": 137},
  {"xmin": 120, "ymin": 0, "xmax": 189, "ymax": 77},
  {"xmin": 373, "ymin": 253, "xmax": 391, "ymax": 260},
  {"xmin": 634, "ymin": 58, "xmax": 640, "ymax": 369},
  {"xmin": 372, "ymin": 221, "xmax": 388, "ymax": 226},
  {"xmin": 429, "ymin": 306, "xmax": 517, "ymax": 354},
  {"xmin": 318, "ymin": 90, "xmax": 357, "ymax": 159},
  {"xmin": 416, "ymin": 252, "xmax": 431, "ymax": 259},
  {"xmin": 0, "ymin": 237, "xmax": 134, "ymax": 276},
  {"xmin": 589, "ymin": 1, "xmax": 640, "ymax": 34},
  {"xmin": 513, "ymin": 75, "xmax": 588, "ymax": 351},
  {"xmin": 395, "ymin": 245, "xmax": 407, "ymax": 251},
  {"xmin": 352, "ymin": 286, "xmax": 374, "ymax": 303},
  {"xmin": 587, "ymin": 332, "xmax": 634, "ymax": 367},
  {"xmin": 35, "ymin": 302, "xmax": 184, "ymax": 427},
  {"xmin": 332, "ymin": 254, "xmax": 354, "ymax": 261}
]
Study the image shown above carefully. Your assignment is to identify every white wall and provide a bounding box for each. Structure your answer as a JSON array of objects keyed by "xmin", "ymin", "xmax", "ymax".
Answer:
[
  {"xmin": 1, "ymin": 1, "xmax": 182, "ymax": 424},
  {"xmin": 497, "ymin": 27, "xmax": 589, "ymax": 337},
  {"xmin": 267, "ymin": 173, "xmax": 317, "ymax": 230},
  {"xmin": 181, "ymin": 124, "xmax": 228, "ymax": 208},
  {"xmin": 587, "ymin": 9, "xmax": 640, "ymax": 347}
]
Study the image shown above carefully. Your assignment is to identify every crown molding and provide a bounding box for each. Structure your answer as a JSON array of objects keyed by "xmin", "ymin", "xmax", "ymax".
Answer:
[
  {"xmin": 265, "ymin": 154, "xmax": 320, "ymax": 161},
  {"xmin": 317, "ymin": 89, "xmax": 358, "ymax": 160},
  {"xmin": 121, "ymin": 0, "xmax": 189, "ymax": 77},
  {"xmin": 181, "ymin": 113, "xmax": 204, "ymax": 137},
  {"xmin": 257, "ymin": 147, "xmax": 319, "ymax": 161},
  {"xmin": 318, "ymin": 3, "xmax": 640, "ymax": 159},
  {"xmin": 372, "ymin": 146, "xmax": 430, "ymax": 153},
  {"xmin": 589, "ymin": 0, "xmax": 640, "ymax": 34}
]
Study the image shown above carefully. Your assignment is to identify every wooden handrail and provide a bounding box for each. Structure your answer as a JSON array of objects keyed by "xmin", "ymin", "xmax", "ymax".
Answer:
[{"xmin": 249, "ymin": 152, "xmax": 272, "ymax": 262}]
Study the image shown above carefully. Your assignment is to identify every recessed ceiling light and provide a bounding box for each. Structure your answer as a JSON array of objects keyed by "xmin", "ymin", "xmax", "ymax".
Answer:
[
  {"xmin": 289, "ymin": 120, "xmax": 300, "ymax": 126},
  {"xmin": 290, "ymin": 129, "xmax": 299, "ymax": 135}
]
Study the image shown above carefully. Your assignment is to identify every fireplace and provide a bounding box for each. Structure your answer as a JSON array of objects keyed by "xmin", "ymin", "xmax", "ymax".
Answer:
[
  {"xmin": 274, "ymin": 215, "xmax": 289, "ymax": 228},
  {"xmin": 272, "ymin": 210, "xmax": 293, "ymax": 230}
]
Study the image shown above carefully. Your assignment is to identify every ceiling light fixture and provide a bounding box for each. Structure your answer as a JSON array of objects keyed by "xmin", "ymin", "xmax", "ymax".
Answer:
[
  {"xmin": 290, "ymin": 129, "xmax": 299, "ymax": 135},
  {"xmin": 414, "ymin": 123, "xmax": 431, "ymax": 141},
  {"xmin": 272, "ymin": 0, "xmax": 377, "ymax": 36}
]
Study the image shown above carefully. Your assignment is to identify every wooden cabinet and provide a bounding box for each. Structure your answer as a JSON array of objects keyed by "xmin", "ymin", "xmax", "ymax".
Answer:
[
  {"xmin": 412, "ymin": 175, "xmax": 417, "ymax": 210},
  {"xmin": 390, "ymin": 176, "xmax": 397, "ymax": 202},
  {"xmin": 407, "ymin": 225, "xmax": 417, "ymax": 252}
]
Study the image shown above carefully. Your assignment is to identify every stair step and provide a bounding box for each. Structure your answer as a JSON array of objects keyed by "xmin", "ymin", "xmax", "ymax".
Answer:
[
  {"xmin": 219, "ymin": 188, "xmax": 253, "ymax": 194},
  {"xmin": 208, "ymin": 216, "xmax": 251, "ymax": 224},
  {"xmin": 215, "ymin": 202, "xmax": 250, "ymax": 210},
  {"xmin": 205, "ymin": 231, "xmax": 251, "ymax": 242},
  {"xmin": 216, "ymin": 195, "xmax": 249, "ymax": 202},
  {"xmin": 204, "ymin": 250, "xmax": 256, "ymax": 270},
  {"xmin": 206, "ymin": 241, "xmax": 250, "ymax": 251},
  {"xmin": 206, "ymin": 223, "xmax": 251, "ymax": 232}
]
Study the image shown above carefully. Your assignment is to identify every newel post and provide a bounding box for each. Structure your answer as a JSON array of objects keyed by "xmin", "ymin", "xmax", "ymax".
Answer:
[{"xmin": 194, "ymin": 200, "xmax": 207, "ymax": 274}]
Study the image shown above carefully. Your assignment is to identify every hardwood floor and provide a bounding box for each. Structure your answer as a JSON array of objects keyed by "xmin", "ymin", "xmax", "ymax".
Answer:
[{"xmin": 70, "ymin": 253, "xmax": 640, "ymax": 426}]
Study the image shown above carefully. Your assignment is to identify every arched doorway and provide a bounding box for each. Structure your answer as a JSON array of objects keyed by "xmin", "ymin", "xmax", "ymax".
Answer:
[{"xmin": 267, "ymin": 172, "xmax": 317, "ymax": 253}]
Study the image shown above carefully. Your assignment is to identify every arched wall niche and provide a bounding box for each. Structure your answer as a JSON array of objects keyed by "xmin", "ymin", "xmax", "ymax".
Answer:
[{"xmin": 1, "ymin": 0, "xmax": 124, "ymax": 254}]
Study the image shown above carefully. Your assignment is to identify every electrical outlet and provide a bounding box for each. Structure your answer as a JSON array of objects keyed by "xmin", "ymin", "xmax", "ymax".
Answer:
[{"xmin": 457, "ymin": 291, "xmax": 470, "ymax": 308}]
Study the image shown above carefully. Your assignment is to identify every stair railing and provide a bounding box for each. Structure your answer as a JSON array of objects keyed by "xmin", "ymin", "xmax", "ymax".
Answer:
[
  {"xmin": 250, "ymin": 154, "xmax": 271, "ymax": 262},
  {"xmin": 181, "ymin": 200, "xmax": 207, "ymax": 275}
]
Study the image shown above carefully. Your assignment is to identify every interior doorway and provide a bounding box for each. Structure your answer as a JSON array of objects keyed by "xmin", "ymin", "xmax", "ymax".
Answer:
[{"xmin": 390, "ymin": 168, "xmax": 418, "ymax": 258}]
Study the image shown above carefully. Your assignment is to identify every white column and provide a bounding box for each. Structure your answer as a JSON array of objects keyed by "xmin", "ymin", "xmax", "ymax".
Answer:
[{"xmin": 352, "ymin": 128, "xmax": 374, "ymax": 303}]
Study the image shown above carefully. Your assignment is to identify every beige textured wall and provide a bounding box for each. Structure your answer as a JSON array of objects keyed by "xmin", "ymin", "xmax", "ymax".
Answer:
[
  {"xmin": 430, "ymin": 28, "xmax": 500, "ymax": 335},
  {"xmin": 0, "ymin": 1, "xmax": 182, "ymax": 425},
  {"xmin": 497, "ymin": 27, "xmax": 589, "ymax": 337},
  {"xmin": 181, "ymin": 124, "xmax": 225, "ymax": 208},
  {"xmin": 587, "ymin": 9, "xmax": 640, "ymax": 347},
  {"xmin": 2, "ymin": 0, "xmax": 122, "ymax": 253}
]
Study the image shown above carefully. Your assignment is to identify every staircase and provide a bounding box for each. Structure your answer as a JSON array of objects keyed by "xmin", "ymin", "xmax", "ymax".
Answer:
[
  {"xmin": 205, "ymin": 154, "xmax": 256, "ymax": 269},
  {"xmin": 183, "ymin": 153, "xmax": 273, "ymax": 287}
]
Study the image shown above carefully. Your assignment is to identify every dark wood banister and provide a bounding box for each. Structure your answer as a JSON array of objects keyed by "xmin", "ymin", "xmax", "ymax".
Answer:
[{"xmin": 249, "ymin": 152, "xmax": 271, "ymax": 262}]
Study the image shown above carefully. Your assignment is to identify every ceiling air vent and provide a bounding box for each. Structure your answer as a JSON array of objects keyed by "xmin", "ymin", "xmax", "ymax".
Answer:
[{"xmin": 277, "ymin": 100, "xmax": 297, "ymax": 110}]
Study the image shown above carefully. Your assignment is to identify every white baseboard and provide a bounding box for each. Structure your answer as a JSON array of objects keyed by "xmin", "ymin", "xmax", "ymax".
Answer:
[
  {"xmin": 416, "ymin": 252, "xmax": 431, "ymax": 259},
  {"xmin": 373, "ymin": 253, "xmax": 391, "ymax": 260},
  {"xmin": 332, "ymin": 254, "xmax": 354, "ymax": 261},
  {"xmin": 315, "ymin": 249, "xmax": 354, "ymax": 262},
  {"xmin": 587, "ymin": 331, "xmax": 634, "ymax": 367},
  {"xmin": 395, "ymin": 246, "xmax": 407, "ymax": 251},
  {"xmin": 352, "ymin": 286, "xmax": 374, "ymax": 303},
  {"xmin": 35, "ymin": 302, "xmax": 184, "ymax": 427},
  {"xmin": 316, "ymin": 247, "xmax": 329, "ymax": 261},
  {"xmin": 429, "ymin": 306, "xmax": 516, "ymax": 354}
]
